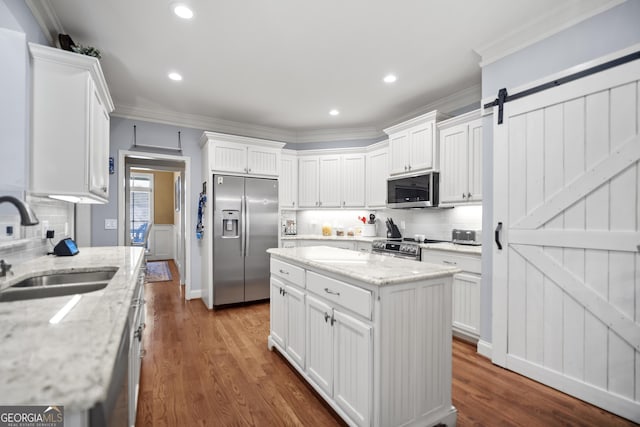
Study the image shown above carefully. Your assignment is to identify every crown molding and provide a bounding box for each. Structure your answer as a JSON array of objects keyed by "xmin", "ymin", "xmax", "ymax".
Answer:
[
  {"xmin": 437, "ymin": 109, "xmax": 481, "ymax": 130},
  {"xmin": 112, "ymin": 105, "xmax": 297, "ymax": 142},
  {"xmin": 474, "ymin": 0, "xmax": 624, "ymax": 67},
  {"xmin": 383, "ymin": 83, "xmax": 481, "ymax": 130},
  {"xmin": 114, "ymin": 83, "xmax": 481, "ymax": 145},
  {"xmin": 25, "ymin": 0, "xmax": 64, "ymax": 45}
]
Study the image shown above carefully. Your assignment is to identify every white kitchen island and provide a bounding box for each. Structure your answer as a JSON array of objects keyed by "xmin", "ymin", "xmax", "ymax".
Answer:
[{"xmin": 267, "ymin": 246, "xmax": 460, "ymax": 427}]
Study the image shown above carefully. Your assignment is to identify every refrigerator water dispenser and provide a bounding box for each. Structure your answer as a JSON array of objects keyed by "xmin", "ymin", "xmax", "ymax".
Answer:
[{"xmin": 221, "ymin": 210, "xmax": 239, "ymax": 237}]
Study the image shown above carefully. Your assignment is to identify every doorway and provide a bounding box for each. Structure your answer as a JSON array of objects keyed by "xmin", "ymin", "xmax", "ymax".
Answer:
[{"xmin": 117, "ymin": 150, "xmax": 192, "ymax": 299}]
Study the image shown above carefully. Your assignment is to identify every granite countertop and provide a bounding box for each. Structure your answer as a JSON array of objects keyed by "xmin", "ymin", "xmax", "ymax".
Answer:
[
  {"xmin": 267, "ymin": 246, "xmax": 460, "ymax": 286},
  {"xmin": 0, "ymin": 246, "xmax": 144, "ymax": 412},
  {"xmin": 280, "ymin": 234, "xmax": 377, "ymax": 242},
  {"xmin": 420, "ymin": 242, "xmax": 482, "ymax": 255}
]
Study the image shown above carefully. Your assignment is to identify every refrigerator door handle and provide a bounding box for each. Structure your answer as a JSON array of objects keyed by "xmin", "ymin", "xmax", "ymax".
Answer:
[
  {"xmin": 241, "ymin": 195, "xmax": 247, "ymax": 257},
  {"xmin": 245, "ymin": 196, "xmax": 250, "ymax": 256}
]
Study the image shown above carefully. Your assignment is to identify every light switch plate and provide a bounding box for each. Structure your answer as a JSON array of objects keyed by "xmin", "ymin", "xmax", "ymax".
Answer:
[
  {"xmin": 41, "ymin": 220, "xmax": 50, "ymax": 239},
  {"xmin": 105, "ymin": 219, "xmax": 117, "ymax": 230}
]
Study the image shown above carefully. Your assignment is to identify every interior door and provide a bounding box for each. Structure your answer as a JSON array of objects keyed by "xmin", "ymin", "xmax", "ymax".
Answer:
[{"xmin": 493, "ymin": 56, "xmax": 640, "ymax": 422}]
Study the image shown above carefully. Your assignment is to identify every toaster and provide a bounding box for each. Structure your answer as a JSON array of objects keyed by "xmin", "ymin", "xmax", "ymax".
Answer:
[{"xmin": 452, "ymin": 229, "xmax": 482, "ymax": 246}]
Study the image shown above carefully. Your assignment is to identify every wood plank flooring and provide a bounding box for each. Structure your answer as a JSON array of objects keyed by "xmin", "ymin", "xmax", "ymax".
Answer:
[{"xmin": 136, "ymin": 261, "xmax": 637, "ymax": 426}]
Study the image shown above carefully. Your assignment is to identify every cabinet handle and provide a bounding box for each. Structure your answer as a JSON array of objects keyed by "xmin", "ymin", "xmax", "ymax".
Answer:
[
  {"xmin": 404, "ymin": 165, "xmax": 408, "ymax": 171},
  {"xmin": 134, "ymin": 325, "xmax": 143, "ymax": 341},
  {"xmin": 408, "ymin": 165, "xmax": 411, "ymax": 170},
  {"xmin": 102, "ymin": 186, "xmax": 107, "ymax": 193},
  {"xmin": 319, "ymin": 201, "xmax": 322, "ymax": 206},
  {"xmin": 495, "ymin": 222, "xmax": 503, "ymax": 250},
  {"xmin": 442, "ymin": 260, "xmax": 457, "ymax": 265},
  {"xmin": 462, "ymin": 193, "xmax": 466, "ymax": 199},
  {"xmin": 467, "ymin": 192, "xmax": 472, "ymax": 198},
  {"xmin": 324, "ymin": 312, "xmax": 330, "ymax": 323},
  {"xmin": 139, "ymin": 349, "xmax": 147, "ymax": 358},
  {"xmin": 324, "ymin": 287, "xmax": 340, "ymax": 296},
  {"xmin": 330, "ymin": 314, "xmax": 336, "ymax": 326},
  {"xmin": 292, "ymin": 201, "xmax": 295, "ymax": 207},
  {"xmin": 279, "ymin": 269, "xmax": 289, "ymax": 275}
]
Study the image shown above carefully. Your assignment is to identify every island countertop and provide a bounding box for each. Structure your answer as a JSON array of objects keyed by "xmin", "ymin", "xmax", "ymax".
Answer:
[
  {"xmin": 0, "ymin": 246, "xmax": 144, "ymax": 412},
  {"xmin": 267, "ymin": 246, "xmax": 460, "ymax": 286}
]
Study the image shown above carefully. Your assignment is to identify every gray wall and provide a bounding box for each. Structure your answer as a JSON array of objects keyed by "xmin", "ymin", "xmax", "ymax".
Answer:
[
  {"xmin": 480, "ymin": 0, "xmax": 640, "ymax": 343},
  {"xmin": 92, "ymin": 117, "xmax": 204, "ymax": 291}
]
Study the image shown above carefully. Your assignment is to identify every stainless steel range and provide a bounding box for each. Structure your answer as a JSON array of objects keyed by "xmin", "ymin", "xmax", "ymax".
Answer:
[{"xmin": 371, "ymin": 239, "xmax": 421, "ymax": 260}]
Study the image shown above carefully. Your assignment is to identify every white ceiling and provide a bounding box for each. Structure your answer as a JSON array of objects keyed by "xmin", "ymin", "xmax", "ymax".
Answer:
[{"xmin": 30, "ymin": 0, "xmax": 615, "ymax": 142}]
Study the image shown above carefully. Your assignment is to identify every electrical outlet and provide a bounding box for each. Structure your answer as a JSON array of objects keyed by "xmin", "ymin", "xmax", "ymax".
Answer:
[{"xmin": 41, "ymin": 220, "xmax": 50, "ymax": 239}]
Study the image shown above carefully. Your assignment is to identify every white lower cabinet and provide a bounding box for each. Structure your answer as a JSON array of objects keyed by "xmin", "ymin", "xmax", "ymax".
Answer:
[
  {"xmin": 333, "ymin": 309, "xmax": 372, "ymax": 426},
  {"xmin": 269, "ymin": 257, "xmax": 455, "ymax": 427},
  {"xmin": 422, "ymin": 249, "xmax": 481, "ymax": 341},
  {"xmin": 271, "ymin": 277, "xmax": 306, "ymax": 369}
]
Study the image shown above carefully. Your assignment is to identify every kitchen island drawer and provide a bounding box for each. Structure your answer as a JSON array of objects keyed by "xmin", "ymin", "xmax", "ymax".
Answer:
[
  {"xmin": 307, "ymin": 271, "xmax": 372, "ymax": 319},
  {"xmin": 271, "ymin": 258, "xmax": 305, "ymax": 287}
]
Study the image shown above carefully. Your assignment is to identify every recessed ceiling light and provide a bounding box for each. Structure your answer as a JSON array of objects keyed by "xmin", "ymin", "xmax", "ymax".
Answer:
[
  {"xmin": 172, "ymin": 3, "xmax": 194, "ymax": 19},
  {"xmin": 329, "ymin": 109, "xmax": 340, "ymax": 116},
  {"xmin": 383, "ymin": 74, "xmax": 397, "ymax": 83},
  {"xmin": 168, "ymin": 72, "xmax": 183, "ymax": 81}
]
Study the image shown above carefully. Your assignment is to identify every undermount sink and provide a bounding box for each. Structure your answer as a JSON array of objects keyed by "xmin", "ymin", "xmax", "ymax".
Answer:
[{"xmin": 0, "ymin": 269, "xmax": 117, "ymax": 302}]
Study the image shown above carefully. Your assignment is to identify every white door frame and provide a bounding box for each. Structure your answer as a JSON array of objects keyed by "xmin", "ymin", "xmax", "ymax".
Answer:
[{"xmin": 117, "ymin": 149, "xmax": 194, "ymax": 300}]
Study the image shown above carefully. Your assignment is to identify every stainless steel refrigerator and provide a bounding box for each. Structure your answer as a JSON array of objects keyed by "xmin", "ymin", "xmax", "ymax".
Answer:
[{"xmin": 212, "ymin": 174, "xmax": 278, "ymax": 305}]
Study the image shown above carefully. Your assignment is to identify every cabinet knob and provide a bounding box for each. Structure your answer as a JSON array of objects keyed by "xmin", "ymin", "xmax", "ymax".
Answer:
[
  {"xmin": 292, "ymin": 201, "xmax": 295, "ymax": 207},
  {"xmin": 244, "ymin": 167, "xmax": 248, "ymax": 172},
  {"xmin": 408, "ymin": 165, "xmax": 411, "ymax": 170},
  {"xmin": 404, "ymin": 165, "xmax": 408, "ymax": 171},
  {"xmin": 248, "ymin": 168, "xmax": 252, "ymax": 172},
  {"xmin": 324, "ymin": 312, "xmax": 330, "ymax": 323},
  {"xmin": 467, "ymin": 192, "xmax": 472, "ymax": 198},
  {"xmin": 319, "ymin": 201, "xmax": 322, "ymax": 206},
  {"xmin": 102, "ymin": 186, "xmax": 108, "ymax": 193},
  {"xmin": 462, "ymin": 193, "xmax": 466, "ymax": 199}
]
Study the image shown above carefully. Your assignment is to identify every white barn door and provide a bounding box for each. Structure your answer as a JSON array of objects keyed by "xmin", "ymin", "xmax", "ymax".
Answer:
[{"xmin": 493, "ymin": 55, "xmax": 640, "ymax": 422}]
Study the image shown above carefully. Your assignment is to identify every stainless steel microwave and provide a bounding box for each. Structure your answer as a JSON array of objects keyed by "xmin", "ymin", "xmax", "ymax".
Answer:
[{"xmin": 387, "ymin": 172, "xmax": 439, "ymax": 208}]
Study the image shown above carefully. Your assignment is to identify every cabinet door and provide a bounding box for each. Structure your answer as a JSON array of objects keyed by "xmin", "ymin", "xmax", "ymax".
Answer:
[
  {"xmin": 286, "ymin": 285, "xmax": 306, "ymax": 369},
  {"xmin": 270, "ymin": 278, "xmax": 287, "ymax": 349},
  {"xmin": 467, "ymin": 118, "xmax": 483, "ymax": 202},
  {"xmin": 439, "ymin": 124, "xmax": 469, "ymax": 204},
  {"xmin": 248, "ymin": 146, "xmax": 279, "ymax": 176},
  {"xmin": 298, "ymin": 157, "xmax": 319, "ymax": 207},
  {"xmin": 342, "ymin": 154, "xmax": 365, "ymax": 207},
  {"xmin": 319, "ymin": 155, "xmax": 342, "ymax": 207},
  {"xmin": 280, "ymin": 155, "xmax": 298, "ymax": 208},
  {"xmin": 324, "ymin": 241, "xmax": 355, "ymax": 250},
  {"xmin": 281, "ymin": 240, "xmax": 296, "ymax": 248},
  {"xmin": 408, "ymin": 121, "xmax": 434, "ymax": 172},
  {"xmin": 306, "ymin": 296, "xmax": 334, "ymax": 396},
  {"xmin": 366, "ymin": 147, "xmax": 388, "ymax": 207},
  {"xmin": 333, "ymin": 310, "xmax": 372, "ymax": 427},
  {"xmin": 89, "ymin": 80, "xmax": 110, "ymax": 200},
  {"xmin": 452, "ymin": 273, "xmax": 481, "ymax": 338},
  {"xmin": 212, "ymin": 141, "xmax": 247, "ymax": 173},
  {"xmin": 389, "ymin": 132, "xmax": 409, "ymax": 175}
]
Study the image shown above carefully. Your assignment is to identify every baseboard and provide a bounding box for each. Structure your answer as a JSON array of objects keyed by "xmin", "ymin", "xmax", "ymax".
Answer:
[
  {"xmin": 477, "ymin": 339, "xmax": 492, "ymax": 360},
  {"xmin": 187, "ymin": 289, "xmax": 202, "ymax": 300}
]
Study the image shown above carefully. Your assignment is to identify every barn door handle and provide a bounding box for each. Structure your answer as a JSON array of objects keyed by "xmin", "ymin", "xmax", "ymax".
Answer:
[{"xmin": 495, "ymin": 222, "xmax": 503, "ymax": 250}]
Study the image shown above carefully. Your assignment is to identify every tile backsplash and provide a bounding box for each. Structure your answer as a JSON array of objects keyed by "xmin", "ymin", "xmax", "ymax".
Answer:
[
  {"xmin": 0, "ymin": 195, "xmax": 74, "ymax": 265},
  {"xmin": 290, "ymin": 205, "xmax": 482, "ymax": 240}
]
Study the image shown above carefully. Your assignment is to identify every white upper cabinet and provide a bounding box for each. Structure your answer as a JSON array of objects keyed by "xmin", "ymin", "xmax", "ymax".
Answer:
[
  {"xmin": 298, "ymin": 156, "xmax": 319, "ymax": 208},
  {"xmin": 279, "ymin": 152, "xmax": 298, "ymax": 208},
  {"xmin": 365, "ymin": 142, "xmax": 388, "ymax": 208},
  {"xmin": 384, "ymin": 110, "xmax": 448, "ymax": 176},
  {"xmin": 340, "ymin": 154, "xmax": 365, "ymax": 207},
  {"xmin": 200, "ymin": 132, "xmax": 285, "ymax": 177},
  {"xmin": 319, "ymin": 155, "xmax": 342, "ymax": 207},
  {"xmin": 30, "ymin": 43, "xmax": 114, "ymax": 203},
  {"xmin": 438, "ymin": 111, "xmax": 482, "ymax": 205},
  {"xmin": 298, "ymin": 152, "xmax": 366, "ymax": 209}
]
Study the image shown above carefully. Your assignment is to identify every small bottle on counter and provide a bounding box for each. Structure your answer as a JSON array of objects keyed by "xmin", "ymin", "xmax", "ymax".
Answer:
[
  {"xmin": 336, "ymin": 225, "xmax": 345, "ymax": 236},
  {"xmin": 322, "ymin": 223, "xmax": 332, "ymax": 236}
]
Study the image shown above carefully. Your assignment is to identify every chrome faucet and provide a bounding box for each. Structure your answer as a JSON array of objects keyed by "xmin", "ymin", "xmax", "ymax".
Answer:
[
  {"xmin": 0, "ymin": 260, "xmax": 11, "ymax": 278},
  {"xmin": 0, "ymin": 196, "xmax": 39, "ymax": 226}
]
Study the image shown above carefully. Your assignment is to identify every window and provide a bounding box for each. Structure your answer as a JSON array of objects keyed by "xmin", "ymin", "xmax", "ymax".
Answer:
[{"xmin": 130, "ymin": 172, "xmax": 153, "ymax": 244}]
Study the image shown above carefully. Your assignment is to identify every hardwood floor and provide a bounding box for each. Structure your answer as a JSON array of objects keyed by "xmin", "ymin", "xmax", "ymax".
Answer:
[{"xmin": 136, "ymin": 261, "xmax": 637, "ymax": 426}]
